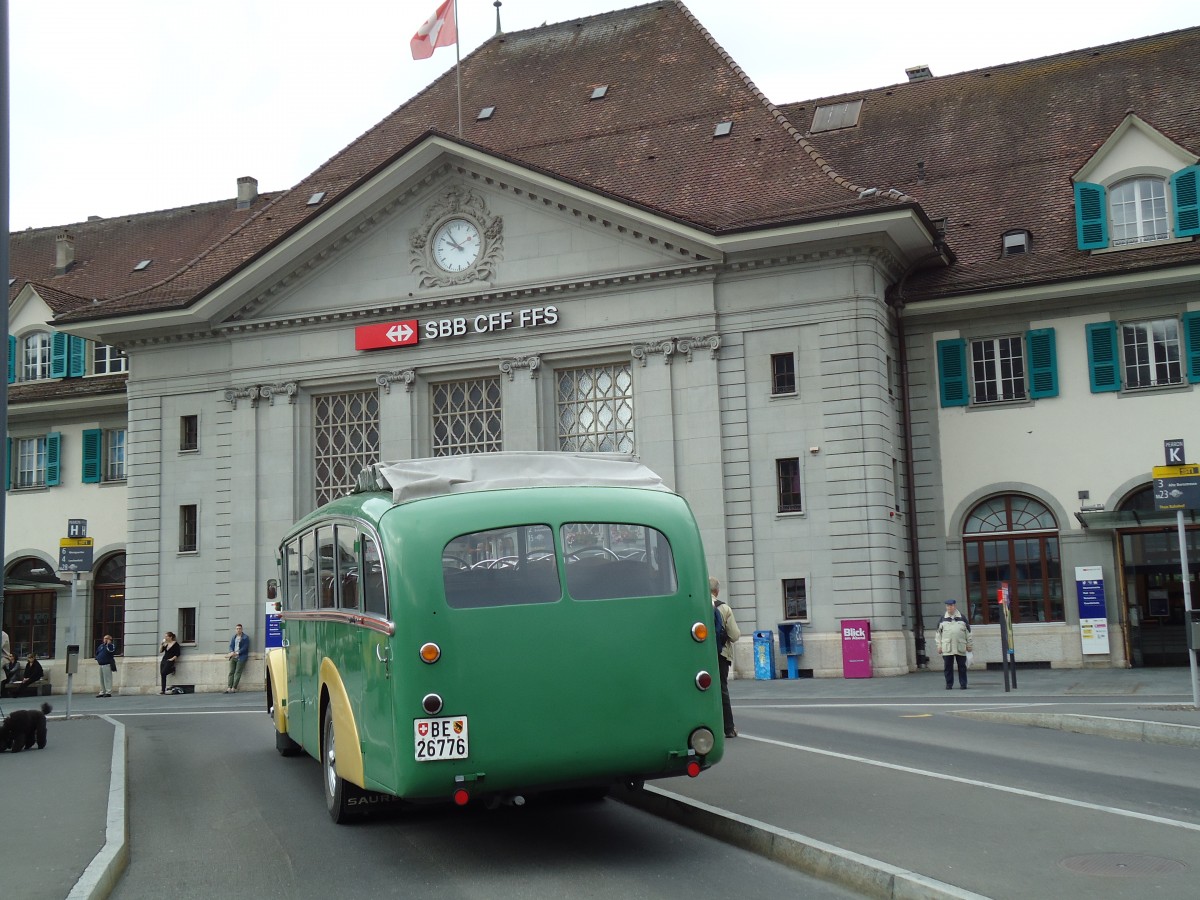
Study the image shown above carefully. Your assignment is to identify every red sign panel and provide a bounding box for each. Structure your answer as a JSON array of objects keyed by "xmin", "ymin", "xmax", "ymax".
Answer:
[{"xmin": 355, "ymin": 320, "xmax": 419, "ymax": 351}]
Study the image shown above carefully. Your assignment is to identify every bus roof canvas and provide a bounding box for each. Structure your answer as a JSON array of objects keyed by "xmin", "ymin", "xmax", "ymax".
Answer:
[{"xmin": 358, "ymin": 452, "xmax": 671, "ymax": 505}]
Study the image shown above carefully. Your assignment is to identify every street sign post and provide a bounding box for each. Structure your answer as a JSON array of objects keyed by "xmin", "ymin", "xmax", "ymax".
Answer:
[
  {"xmin": 58, "ymin": 537, "xmax": 94, "ymax": 572},
  {"xmin": 1155, "ymin": 442, "xmax": 1197, "ymax": 710}
]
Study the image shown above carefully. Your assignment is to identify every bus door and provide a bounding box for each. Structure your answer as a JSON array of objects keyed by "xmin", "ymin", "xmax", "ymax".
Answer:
[{"xmin": 355, "ymin": 532, "xmax": 397, "ymax": 791}]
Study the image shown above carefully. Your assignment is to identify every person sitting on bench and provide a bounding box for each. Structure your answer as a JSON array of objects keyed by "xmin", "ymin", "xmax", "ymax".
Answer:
[{"xmin": 7, "ymin": 652, "xmax": 44, "ymax": 697}]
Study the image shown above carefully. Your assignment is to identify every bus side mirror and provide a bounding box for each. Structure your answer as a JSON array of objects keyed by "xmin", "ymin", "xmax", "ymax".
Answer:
[{"xmin": 267, "ymin": 579, "xmax": 278, "ymax": 600}]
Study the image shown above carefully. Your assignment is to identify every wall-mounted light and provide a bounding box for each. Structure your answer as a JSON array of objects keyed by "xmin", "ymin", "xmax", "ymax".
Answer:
[{"xmin": 809, "ymin": 446, "xmax": 820, "ymax": 454}]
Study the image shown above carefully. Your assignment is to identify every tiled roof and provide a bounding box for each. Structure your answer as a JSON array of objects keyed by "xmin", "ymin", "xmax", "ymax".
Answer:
[
  {"xmin": 8, "ymin": 195, "xmax": 278, "ymax": 313},
  {"xmin": 7, "ymin": 373, "xmax": 127, "ymax": 404},
  {"xmin": 48, "ymin": 2, "xmax": 893, "ymax": 324},
  {"xmin": 779, "ymin": 25, "xmax": 1200, "ymax": 302},
  {"xmin": 13, "ymin": 6, "xmax": 1199, "ymax": 324}
]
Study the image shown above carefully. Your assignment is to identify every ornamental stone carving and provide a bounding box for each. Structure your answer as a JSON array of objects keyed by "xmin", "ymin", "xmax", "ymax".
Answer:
[
  {"xmin": 259, "ymin": 382, "xmax": 298, "ymax": 405},
  {"xmin": 376, "ymin": 369, "xmax": 417, "ymax": 394},
  {"xmin": 499, "ymin": 355, "xmax": 540, "ymax": 381},
  {"xmin": 631, "ymin": 340, "xmax": 676, "ymax": 366},
  {"xmin": 675, "ymin": 334, "xmax": 721, "ymax": 362},
  {"xmin": 410, "ymin": 187, "xmax": 503, "ymax": 288},
  {"xmin": 223, "ymin": 386, "xmax": 260, "ymax": 409}
]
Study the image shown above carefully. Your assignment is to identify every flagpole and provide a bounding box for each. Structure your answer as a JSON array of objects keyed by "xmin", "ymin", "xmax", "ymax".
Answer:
[{"xmin": 454, "ymin": 0, "xmax": 462, "ymax": 138}]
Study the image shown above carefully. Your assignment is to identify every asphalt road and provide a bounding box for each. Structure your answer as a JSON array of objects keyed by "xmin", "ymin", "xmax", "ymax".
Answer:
[
  {"xmin": 106, "ymin": 700, "xmax": 860, "ymax": 900},
  {"xmin": 673, "ymin": 696, "xmax": 1200, "ymax": 899}
]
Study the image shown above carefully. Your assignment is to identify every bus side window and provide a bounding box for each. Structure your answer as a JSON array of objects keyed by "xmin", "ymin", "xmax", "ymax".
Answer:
[
  {"xmin": 283, "ymin": 538, "xmax": 302, "ymax": 610},
  {"xmin": 336, "ymin": 524, "xmax": 358, "ymax": 609},
  {"xmin": 317, "ymin": 526, "xmax": 336, "ymax": 609},
  {"xmin": 361, "ymin": 534, "xmax": 386, "ymax": 617},
  {"xmin": 299, "ymin": 531, "xmax": 317, "ymax": 610}
]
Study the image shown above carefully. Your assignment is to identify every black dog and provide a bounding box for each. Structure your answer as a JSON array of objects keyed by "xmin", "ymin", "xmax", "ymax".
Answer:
[{"xmin": 0, "ymin": 702, "xmax": 52, "ymax": 752}]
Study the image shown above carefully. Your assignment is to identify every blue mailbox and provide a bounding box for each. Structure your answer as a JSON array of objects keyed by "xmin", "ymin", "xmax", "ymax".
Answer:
[
  {"xmin": 778, "ymin": 622, "xmax": 804, "ymax": 679},
  {"xmin": 752, "ymin": 630, "xmax": 775, "ymax": 680}
]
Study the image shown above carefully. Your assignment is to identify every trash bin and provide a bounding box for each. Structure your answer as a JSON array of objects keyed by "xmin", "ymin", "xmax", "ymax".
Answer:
[
  {"xmin": 752, "ymin": 630, "xmax": 775, "ymax": 680},
  {"xmin": 840, "ymin": 619, "xmax": 872, "ymax": 678},
  {"xmin": 1188, "ymin": 610, "xmax": 1200, "ymax": 651},
  {"xmin": 778, "ymin": 622, "xmax": 804, "ymax": 679}
]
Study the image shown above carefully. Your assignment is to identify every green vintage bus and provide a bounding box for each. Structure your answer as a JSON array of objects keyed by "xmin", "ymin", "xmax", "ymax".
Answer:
[{"xmin": 265, "ymin": 452, "xmax": 725, "ymax": 822}]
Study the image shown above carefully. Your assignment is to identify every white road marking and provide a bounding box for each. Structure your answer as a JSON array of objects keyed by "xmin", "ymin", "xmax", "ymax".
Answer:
[{"xmin": 743, "ymin": 733, "xmax": 1200, "ymax": 833}]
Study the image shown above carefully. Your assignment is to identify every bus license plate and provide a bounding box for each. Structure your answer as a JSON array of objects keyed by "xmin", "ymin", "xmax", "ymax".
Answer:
[{"xmin": 414, "ymin": 716, "xmax": 469, "ymax": 761}]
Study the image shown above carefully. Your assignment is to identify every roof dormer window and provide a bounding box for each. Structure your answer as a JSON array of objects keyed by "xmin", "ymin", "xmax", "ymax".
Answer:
[
  {"xmin": 1074, "ymin": 166, "xmax": 1199, "ymax": 250},
  {"xmin": 1002, "ymin": 230, "xmax": 1031, "ymax": 255}
]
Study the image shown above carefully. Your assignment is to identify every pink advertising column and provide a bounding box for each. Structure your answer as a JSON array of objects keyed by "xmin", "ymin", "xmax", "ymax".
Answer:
[{"xmin": 841, "ymin": 619, "xmax": 872, "ymax": 678}]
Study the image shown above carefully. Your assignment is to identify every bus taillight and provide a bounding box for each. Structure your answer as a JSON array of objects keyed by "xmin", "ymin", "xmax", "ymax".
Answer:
[
  {"xmin": 453, "ymin": 788, "xmax": 470, "ymax": 806},
  {"xmin": 419, "ymin": 642, "xmax": 441, "ymax": 664},
  {"xmin": 695, "ymin": 671, "xmax": 712, "ymax": 690},
  {"xmin": 686, "ymin": 760, "xmax": 702, "ymax": 777},
  {"xmin": 691, "ymin": 622, "xmax": 708, "ymax": 642},
  {"xmin": 422, "ymin": 693, "xmax": 444, "ymax": 715}
]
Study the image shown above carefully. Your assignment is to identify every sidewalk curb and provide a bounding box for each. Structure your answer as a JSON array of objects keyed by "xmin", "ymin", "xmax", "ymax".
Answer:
[
  {"xmin": 614, "ymin": 783, "xmax": 990, "ymax": 900},
  {"xmin": 952, "ymin": 710, "xmax": 1200, "ymax": 747},
  {"xmin": 67, "ymin": 716, "xmax": 128, "ymax": 900}
]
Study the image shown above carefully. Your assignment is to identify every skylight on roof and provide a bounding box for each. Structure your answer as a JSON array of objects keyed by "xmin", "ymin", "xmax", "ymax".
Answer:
[
  {"xmin": 133, "ymin": 259, "xmax": 152, "ymax": 271},
  {"xmin": 811, "ymin": 99, "xmax": 863, "ymax": 133},
  {"xmin": 713, "ymin": 121, "xmax": 733, "ymax": 138},
  {"xmin": 307, "ymin": 192, "xmax": 327, "ymax": 206},
  {"xmin": 477, "ymin": 106, "xmax": 495, "ymax": 120},
  {"xmin": 590, "ymin": 85, "xmax": 608, "ymax": 100},
  {"xmin": 8, "ymin": 278, "xmax": 15, "ymax": 286}
]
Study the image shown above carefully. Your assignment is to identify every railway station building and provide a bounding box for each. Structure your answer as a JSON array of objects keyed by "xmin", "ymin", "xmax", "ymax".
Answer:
[{"xmin": 6, "ymin": 2, "xmax": 1199, "ymax": 689}]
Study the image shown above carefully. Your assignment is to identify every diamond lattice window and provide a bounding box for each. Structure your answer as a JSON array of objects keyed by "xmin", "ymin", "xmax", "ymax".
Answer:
[
  {"xmin": 556, "ymin": 364, "xmax": 635, "ymax": 453},
  {"xmin": 314, "ymin": 390, "xmax": 380, "ymax": 506},
  {"xmin": 431, "ymin": 377, "xmax": 503, "ymax": 457}
]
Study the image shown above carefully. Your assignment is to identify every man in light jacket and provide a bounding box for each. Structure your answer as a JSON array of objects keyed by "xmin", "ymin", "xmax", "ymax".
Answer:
[{"xmin": 936, "ymin": 599, "xmax": 973, "ymax": 690}]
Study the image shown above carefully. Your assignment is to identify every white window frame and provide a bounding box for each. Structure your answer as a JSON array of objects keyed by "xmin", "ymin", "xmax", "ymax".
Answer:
[
  {"xmin": 1109, "ymin": 176, "xmax": 1170, "ymax": 246},
  {"xmin": 21, "ymin": 332, "xmax": 51, "ymax": 382},
  {"xmin": 1121, "ymin": 317, "xmax": 1182, "ymax": 389},
  {"xmin": 92, "ymin": 342, "xmax": 128, "ymax": 375},
  {"xmin": 970, "ymin": 335, "xmax": 1026, "ymax": 403},
  {"xmin": 15, "ymin": 436, "xmax": 47, "ymax": 488},
  {"xmin": 105, "ymin": 429, "xmax": 127, "ymax": 482}
]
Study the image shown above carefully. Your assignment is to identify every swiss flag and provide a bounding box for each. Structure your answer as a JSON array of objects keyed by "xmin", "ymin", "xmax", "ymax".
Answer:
[{"xmin": 411, "ymin": 0, "xmax": 457, "ymax": 60}]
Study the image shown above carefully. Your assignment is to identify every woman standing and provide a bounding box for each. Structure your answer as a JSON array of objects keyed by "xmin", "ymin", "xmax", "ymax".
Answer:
[
  {"xmin": 95, "ymin": 634, "xmax": 118, "ymax": 698},
  {"xmin": 159, "ymin": 632, "xmax": 182, "ymax": 694}
]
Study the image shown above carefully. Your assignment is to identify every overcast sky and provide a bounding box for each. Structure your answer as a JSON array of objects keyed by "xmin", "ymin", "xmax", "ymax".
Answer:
[{"xmin": 8, "ymin": 0, "xmax": 1198, "ymax": 231}]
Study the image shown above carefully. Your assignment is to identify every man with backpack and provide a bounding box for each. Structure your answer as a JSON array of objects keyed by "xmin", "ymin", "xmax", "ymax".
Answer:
[{"xmin": 711, "ymin": 576, "xmax": 741, "ymax": 738}]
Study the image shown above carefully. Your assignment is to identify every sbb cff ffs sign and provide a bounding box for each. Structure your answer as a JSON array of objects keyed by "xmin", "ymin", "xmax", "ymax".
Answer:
[{"xmin": 355, "ymin": 320, "xmax": 419, "ymax": 351}]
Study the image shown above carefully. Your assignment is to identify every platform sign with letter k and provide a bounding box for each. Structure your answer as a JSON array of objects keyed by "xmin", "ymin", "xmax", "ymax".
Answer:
[{"xmin": 1164, "ymin": 438, "xmax": 1186, "ymax": 466}]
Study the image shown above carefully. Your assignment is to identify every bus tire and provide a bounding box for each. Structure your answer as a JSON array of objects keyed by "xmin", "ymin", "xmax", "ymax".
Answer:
[{"xmin": 323, "ymin": 711, "xmax": 359, "ymax": 824}]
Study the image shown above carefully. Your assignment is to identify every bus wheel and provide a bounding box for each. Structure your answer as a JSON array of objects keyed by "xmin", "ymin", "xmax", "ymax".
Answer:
[{"xmin": 322, "ymin": 713, "xmax": 356, "ymax": 824}]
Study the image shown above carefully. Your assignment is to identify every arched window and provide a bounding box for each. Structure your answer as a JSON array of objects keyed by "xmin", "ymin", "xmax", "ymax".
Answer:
[
  {"xmin": 1109, "ymin": 177, "xmax": 1169, "ymax": 246},
  {"xmin": 21, "ymin": 331, "xmax": 51, "ymax": 381},
  {"xmin": 962, "ymin": 494, "xmax": 1063, "ymax": 624},
  {"xmin": 91, "ymin": 553, "xmax": 127, "ymax": 652}
]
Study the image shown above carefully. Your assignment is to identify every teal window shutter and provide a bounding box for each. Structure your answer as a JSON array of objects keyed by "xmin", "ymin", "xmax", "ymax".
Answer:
[
  {"xmin": 46, "ymin": 432, "xmax": 62, "ymax": 486},
  {"xmin": 936, "ymin": 338, "xmax": 969, "ymax": 407},
  {"xmin": 1172, "ymin": 165, "xmax": 1200, "ymax": 237},
  {"xmin": 1026, "ymin": 328, "xmax": 1059, "ymax": 398},
  {"xmin": 50, "ymin": 330, "xmax": 69, "ymax": 378},
  {"xmin": 1074, "ymin": 182, "xmax": 1108, "ymax": 250},
  {"xmin": 68, "ymin": 335, "xmax": 88, "ymax": 377},
  {"xmin": 82, "ymin": 428, "xmax": 103, "ymax": 483},
  {"xmin": 5, "ymin": 437, "xmax": 10, "ymax": 491},
  {"xmin": 1183, "ymin": 310, "xmax": 1200, "ymax": 384},
  {"xmin": 1086, "ymin": 322, "xmax": 1121, "ymax": 392},
  {"xmin": 7, "ymin": 335, "xmax": 14, "ymax": 384}
]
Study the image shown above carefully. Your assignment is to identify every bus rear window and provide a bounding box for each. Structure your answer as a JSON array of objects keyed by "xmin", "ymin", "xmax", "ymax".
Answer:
[
  {"xmin": 442, "ymin": 525, "xmax": 560, "ymax": 609},
  {"xmin": 562, "ymin": 523, "xmax": 677, "ymax": 601}
]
